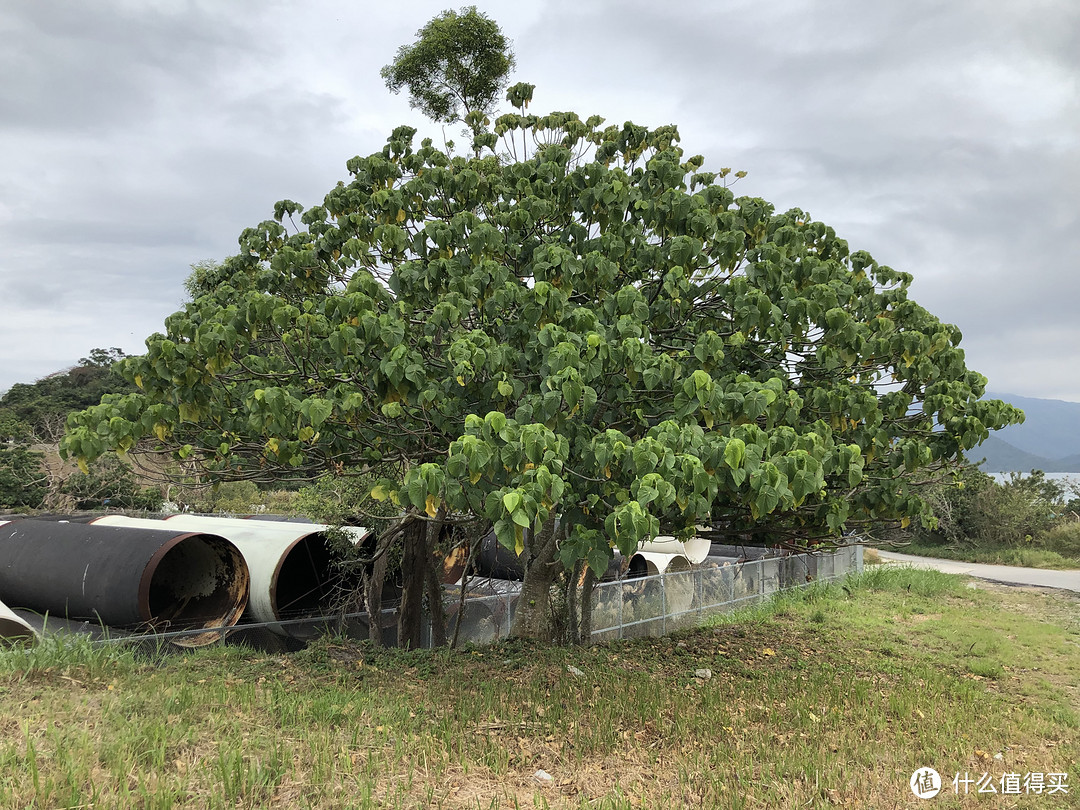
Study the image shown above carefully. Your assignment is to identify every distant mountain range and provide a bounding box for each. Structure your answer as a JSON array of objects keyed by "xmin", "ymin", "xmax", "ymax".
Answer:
[{"xmin": 973, "ymin": 393, "xmax": 1080, "ymax": 472}]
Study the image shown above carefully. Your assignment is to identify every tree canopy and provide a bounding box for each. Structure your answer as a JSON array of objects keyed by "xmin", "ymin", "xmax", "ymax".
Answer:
[
  {"xmin": 2, "ymin": 348, "xmax": 131, "ymax": 442},
  {"xmin": 61, "ymin": 92, "xmax": 1022, "ymax": 640},
  {"xmin": 381, "ymin": 5, "xmax": 515, "ymax": 123}
]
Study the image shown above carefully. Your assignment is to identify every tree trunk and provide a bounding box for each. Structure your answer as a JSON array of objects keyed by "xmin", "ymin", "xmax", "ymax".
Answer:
[
  {"xmin": 566, "ymin": 559, "xmax": 583, "ymax": 645},
  {"xmin": 509, "ymin": 515, "xmax": 562, "ymax": 641},
  {"xmin": 397, "ymin": 517, "xmax": 429, "ymax": 649},
  {"xmin": 365, "ymin": 544, "xmax": 389, "ymax": 647},
  {"xmin": 577, "ymin": 565, "xmax": 597, "ymax": 645},
  {"xmin": 425, "ymin": 512, "xmax": 448, "ymax": 647},
  {"xmin": 451, "ymin": 537, "xmax": 481, "ymax": 649}
]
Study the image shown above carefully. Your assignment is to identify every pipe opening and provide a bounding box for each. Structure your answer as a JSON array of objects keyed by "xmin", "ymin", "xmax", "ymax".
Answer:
[
  {"xmin": 0, "ymin": 618, "xmax": 35, "ymax": 646},
  {"xmin": 273, "ymin": 534, "xmax": 361, "ymax": 618},
  {"xmin": 625, "ymin": 554, "xmax": 650, "ymax": 578},
  {"xmin": 146, "ymin": 534, "xmax": 248, "ymax": 634},
  {"xmin": 666, "ymin": 555, "xmax": 692, "ymax": 574}
]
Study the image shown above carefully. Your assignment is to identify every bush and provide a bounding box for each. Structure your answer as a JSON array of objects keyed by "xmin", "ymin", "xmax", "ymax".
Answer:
[
  {"xmin": 61, "ymin": 455, "xmax": 162, "ymax": 511},
  {"xmin": 1036, "ymin": 522, "xmax": 1080, "ymax": 558},
  {"xmin": 914, "ymin": 468, "xmax": 1066, "ymax": 549},
  {"xmin": 167, "ymin": 479, "xmax": 264, "ymax": 514},
  {"xmin": 293, "ymin": 467, "xmax": 401, "ymax": 526},
  {"xmin": 0, "ymin": 446, "xmax": 47, "ymax": 510}
]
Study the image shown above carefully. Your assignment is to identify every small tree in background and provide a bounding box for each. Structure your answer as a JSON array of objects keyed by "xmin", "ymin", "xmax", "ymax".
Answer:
[
  {"xmin": 60, "ymin": 454, "xmax": 163, "ymax": 512},
  {"xmin": 0, "ymin": 446, "xmax": 47, "ymax": 511},
  {"xmin": 381, "ymin": 6, "xmax": 515, "ymax": 124}
]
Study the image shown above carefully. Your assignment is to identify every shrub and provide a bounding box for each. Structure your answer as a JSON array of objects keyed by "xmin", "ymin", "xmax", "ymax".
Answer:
[
  {"xmin": 61, "ymin": 455, "xmax": 162, "ymax": 511},
  {"xmin": 915, "ymin": 467, "xmax": 1065, "ymax": 549},
  {"xmin": 0, "ymin": 446, "xmax": 47, "ymax": 510},
  {"xmin": 1035, "ymin": 522, "xmax": 1080, "ymax": 558},
  {"xmin": 293, "ymin": 467, "xmax": 401, "ymax": 526}
]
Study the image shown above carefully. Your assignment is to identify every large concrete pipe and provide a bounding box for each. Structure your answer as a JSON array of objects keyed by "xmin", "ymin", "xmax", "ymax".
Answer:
[
  {"xmin": 94, "ymin": 515, "xmax": 363, "ymax": 631},
  {"xmin": 0, "ymin": 597, "xmax": 37, "ymax": 645},
  {"xmin": 475, "ymin": 530, "xmax": 633, "ymax": 581},
  {"xmin": 166, "ymin": 515, "xmax": 371, "ymax": 545},
  {"xmin": 637, "ymin": 535, "xmax": 710, "ymax": 564},
  {"xmin": 475, "ymin": 531, "xmax": 525, "ymax": 579},
  {"xmin": 0, "ymin": 519, "xmax": 248, "ymax": 646},
  {"xmin": 629, "ymin": 551, "xmax": 692, "ymax": 576},
  {"xmin": 244, "ymin": 514, "xmax": 315, "ymax": 523}
]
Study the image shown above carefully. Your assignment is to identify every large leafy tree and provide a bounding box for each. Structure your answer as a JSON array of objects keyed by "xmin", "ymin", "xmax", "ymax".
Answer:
[
  {"xmin": 62, "ymin": 89, "xmax": 1021, "ymax": 643},
  {"xmin": 381, "ymin": 6, "xmax": 515, "ymax": 123}
]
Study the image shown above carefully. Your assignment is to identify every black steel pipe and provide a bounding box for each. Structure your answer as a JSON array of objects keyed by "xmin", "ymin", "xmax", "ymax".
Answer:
[
  {"xmin": 0, "ymin": 519, "xmax": 249, "ymax": 646},
  {"xmin": 474, "ymin": 531, "xmax": 635, "ymax": 581}
]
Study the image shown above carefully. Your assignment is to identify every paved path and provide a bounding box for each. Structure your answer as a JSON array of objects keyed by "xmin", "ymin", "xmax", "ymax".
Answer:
[{"xmin": 877, "ymin": 551, "xmax": 1080, "ymax": 593}]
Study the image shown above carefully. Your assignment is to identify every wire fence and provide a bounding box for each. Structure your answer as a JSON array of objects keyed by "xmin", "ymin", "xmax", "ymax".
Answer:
[
  {"xmin": 425, "ymin": 545, "xmax": 864, "ymax": 647},
  {"xmin": 24, "ymin": 545, "xmax": 863, "ymax": 650}
]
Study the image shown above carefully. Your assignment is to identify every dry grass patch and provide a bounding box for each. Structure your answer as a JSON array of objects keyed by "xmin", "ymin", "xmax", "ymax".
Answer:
[{"xmin": 1, "ymin": 569, "xmax": 1077, "ymax": 809}]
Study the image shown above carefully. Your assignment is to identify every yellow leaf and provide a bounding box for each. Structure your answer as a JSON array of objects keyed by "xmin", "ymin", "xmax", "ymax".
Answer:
[
  {"xmin": 77, "ymin": 457, "xmax": 89, "ymax": 474},
  {"xmin": 456, "ymin": 375, "xmax": 465, "ymax": 386},
  {"xmin": 370, "ymin": 484, "xmax": 389, "ymax": 501},
  {"xmin": 154, "ymin": 424, "xmax": 168, "ymax": 442},
  {"xmin": 514, "ymin": 526, "xmax": 524, "ymax": 556},
  {"xmin": 603, "ymin": 465, "xmax": 611, "ymax": 479},
  {"xmin": 469, "ymin": 471, "xmax": 482, "ymax": 485},
  {"xmin": 424, "ymin": 494, "xmax": 439, "ymax": 518},
  {"xmin": 762, "ymin": 648, "xmax": 776, "ymax": 656},
  {"xmin": 134, "ymin": 374, "xmax": 143, "ymax": 390},
  {"xmin": 900, "ymin": 516, "xmax": 911, "ymax": 529},
  {"xmin": 395, "ymin": 209, "xmax": 406, "ymax": 223},
  {"xmin": 266, "ymin": 438, "xmax": 279, "ymax": 454}
]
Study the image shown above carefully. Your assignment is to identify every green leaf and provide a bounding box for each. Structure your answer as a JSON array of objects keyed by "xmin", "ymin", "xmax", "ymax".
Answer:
[
  {"xmin": 724, "ymin": 439, "xmax": 746, "ymax": 470},
  {"xmin": 587, "ymin": 547, "xmax": 609, "ymax": 577},
  {"xmin": 502, "ymin": 491, "xmax": 522, "ymax": 515}
]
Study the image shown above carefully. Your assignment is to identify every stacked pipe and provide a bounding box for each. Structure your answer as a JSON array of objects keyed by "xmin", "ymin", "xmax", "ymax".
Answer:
[
  {"xmin": 632, "ymin": 535, "xmax": 709, "ymax": 574},
  {"xmin": 92, "ymin": 515, "xmax": 368, "ymax": 635},
  {"xmin": 0, "ymin": 518, "xmax": 249, "ymax": 647},
  {"xmin": 473, "ymin": 531, "xmax": 711, "ymax": 580}
]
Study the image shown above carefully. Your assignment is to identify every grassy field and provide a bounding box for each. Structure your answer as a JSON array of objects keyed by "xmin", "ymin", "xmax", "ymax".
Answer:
[{"xmin": 1, "ymin": 567, "xmax": 1077, "ymax": 809}]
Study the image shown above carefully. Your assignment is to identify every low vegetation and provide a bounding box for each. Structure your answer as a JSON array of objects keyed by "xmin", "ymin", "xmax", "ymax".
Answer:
[
  {"xmin": 891, "ymin": 467, "xmax": 1080, "ymax": 569},
  {"xmin": 2, "ymin": 567, "xmax": 1076, "ymax": 809}
]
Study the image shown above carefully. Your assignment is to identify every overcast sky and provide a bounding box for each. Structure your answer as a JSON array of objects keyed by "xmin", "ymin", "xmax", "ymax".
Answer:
[{"xmin": 1, "ymin": 0, "xmax": 1077, "ymax": 405}]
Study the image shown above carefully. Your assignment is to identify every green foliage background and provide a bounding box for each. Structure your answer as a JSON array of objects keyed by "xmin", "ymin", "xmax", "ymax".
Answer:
[{"xmin": 61, "ymin": 94, "xmax": 1022, "ymax": 591}]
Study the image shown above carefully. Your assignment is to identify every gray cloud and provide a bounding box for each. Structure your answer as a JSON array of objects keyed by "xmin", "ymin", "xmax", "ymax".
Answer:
[{"xmin": 1, "ymin": 0, "xmax": 1078, "ymax": 406}]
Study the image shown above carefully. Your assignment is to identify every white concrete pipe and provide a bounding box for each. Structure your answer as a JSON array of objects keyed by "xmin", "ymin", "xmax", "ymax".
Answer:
[
  {"xmin": 185, "ymin": 516, "xmax": 372, "ymax": 545},
  {"xmin": 92, "ymin": 515, "xmax": 362, "ymax": 632},
  {"xmin": 629, "ymin": 551, "xmax": 692, "ymax": 576},
  {"xmin": 0, "ymin": 597, "xmax": 37, "ymax": 645},
  {"xmin": 636, "ymin": 535, "xmax": 710, "ymax": 564}
]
